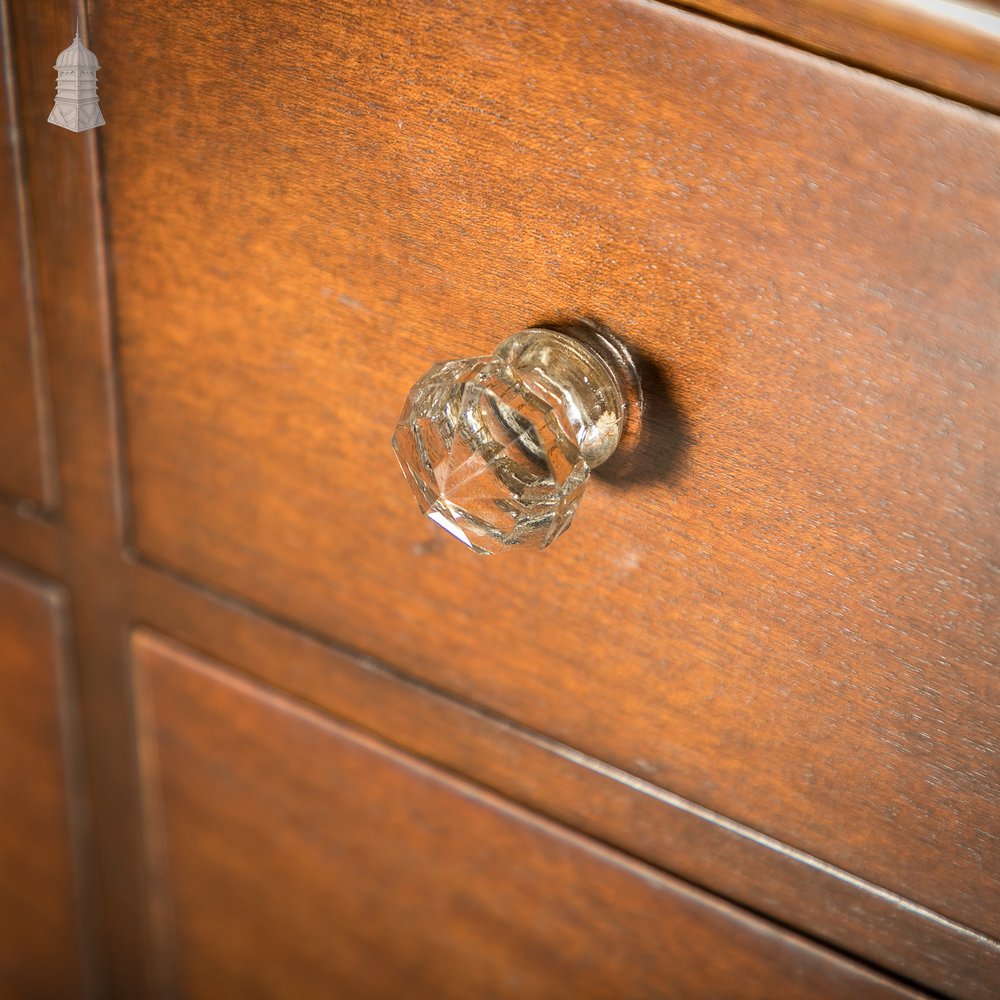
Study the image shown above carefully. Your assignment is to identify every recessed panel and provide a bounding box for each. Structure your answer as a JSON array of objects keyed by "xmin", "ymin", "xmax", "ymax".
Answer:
[
  {"xmin": 0, "ymin": 566, "xmax": 83, "ymax": 997},
  {"xmin": 134, "ymin": 631, "xmax": 916, "ymax": 999}
]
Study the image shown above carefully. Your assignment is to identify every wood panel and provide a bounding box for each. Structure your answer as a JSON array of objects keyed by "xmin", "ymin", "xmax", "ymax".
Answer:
[
  {"xmin": 100, "ymin": 2, "xmax": 1000, "ymax": 935},
  {"xmin": 0, "ymin": 1, "xmax": 53, "ymax": 509},
  {"xmin": 0, "ymin": 502, "xmax": 61, "ymax": 579},
  {"xmin": 102, "ymin": 0, "xmax": 1000, "ymax": 946},
  {"xmin": 669, "ymin": 0, "xmax": 1000, "ymax": 111},
  {"xmin": 129, "ymin": 557, "xmax": 1000, "ymax": 1000},
  {"xmin": 133, "ymin": 629, "xmax": 925, "ymax": 1000},
  {"xmin": 0, "ymin": 563, "xmax": 84, "ymax": 998},
  {"xmin": 6, "ymin": 3, "xmax": 150, "ymax": 993}
]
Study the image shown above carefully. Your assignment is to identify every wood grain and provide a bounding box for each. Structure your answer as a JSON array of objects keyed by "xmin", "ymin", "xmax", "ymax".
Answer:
[
  {"xmin": 0, "ymin": 1, "xmax": 53, "ymax": 509},
  {"xmin": 100, "ymin": 0, "xmax": 1000, "ymax": 950},
  {"xmin": 134, "ymin": 628, "xmax": 926, "ymax": 1000},
  {"xmin": 0, "ymin": 563, "xmax": 84, "ymax": 998},
  {"xmin": 668, "ymin": 0, "xmax": 1000, "ymax": 111}
]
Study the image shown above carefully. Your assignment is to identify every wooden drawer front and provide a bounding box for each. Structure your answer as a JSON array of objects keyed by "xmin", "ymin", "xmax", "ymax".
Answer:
[
  {"xmin": 133, "ymin": 630, "xmax": 921, "ymax": 1000},
  {"xmin": 0, "ymin": 44, "xmax": 50, "ymax": 509},
  {"xmin": 102, "ymin": 0, "xmax": 999, "ymax": 941},
  {"xmin": 0, "ymin": 566, "xmax": 83, "ymax": 997}
]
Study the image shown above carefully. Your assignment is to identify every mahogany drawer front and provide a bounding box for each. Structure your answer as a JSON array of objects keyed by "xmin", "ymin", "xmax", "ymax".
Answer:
[
  {"xmin": 0, "ymin": 565, "xmax": 83, "ymax": 997},
  {"xmin": 101, "ymin": 0, "xmax": 998, "ymax": 950},
  {"xmin": 133, "ymin": 629, "xmax": 923, "ymax": 1000}
]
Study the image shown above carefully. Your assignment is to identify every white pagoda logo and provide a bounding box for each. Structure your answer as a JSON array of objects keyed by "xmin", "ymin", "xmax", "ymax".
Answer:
[{"xmin": 48, "ymin": 22, "xmax": 104, "ymax": 132}]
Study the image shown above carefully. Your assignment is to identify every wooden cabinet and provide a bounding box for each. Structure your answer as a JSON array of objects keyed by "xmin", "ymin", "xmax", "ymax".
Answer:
[{"xmin": 1, "ymin": 1, "xmax": 997, "ymax": 997}]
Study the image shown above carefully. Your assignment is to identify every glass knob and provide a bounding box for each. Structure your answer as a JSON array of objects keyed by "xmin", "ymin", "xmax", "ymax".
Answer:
[{"xmin": 392, "ymin": 323, "xmax": 641, "ymax": 554}]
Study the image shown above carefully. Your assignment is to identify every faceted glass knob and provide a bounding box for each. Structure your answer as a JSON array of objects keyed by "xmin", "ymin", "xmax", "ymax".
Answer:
[{"xmin": 392, "ymin": 325, "xmax": 640, "ymax": 554}]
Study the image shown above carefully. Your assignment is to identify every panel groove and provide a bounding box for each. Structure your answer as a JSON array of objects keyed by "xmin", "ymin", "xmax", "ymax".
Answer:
[
  {"xmin": 0, "ymin": 558, "xmax": 99, "ymax": 999},
  {"xmin": 132, "ymin": 627, "xmax": 933, "ymax": 1000},
  {"xmin": 132, "ymin": 642, "xmax": 180, "ymax": 1000},
  {"xmin": 46, "ymin": 570, "xmax": 102, "ymax": 1000},
  {"xmin": 6, "ymin": 2, "xmax": 152, "ymax": 994}
]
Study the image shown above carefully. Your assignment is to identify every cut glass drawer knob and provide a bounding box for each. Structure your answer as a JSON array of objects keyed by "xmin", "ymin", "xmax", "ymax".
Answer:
[{"xmin": 392, "ymin": 324, "xmax": 640, "ymax": 554}]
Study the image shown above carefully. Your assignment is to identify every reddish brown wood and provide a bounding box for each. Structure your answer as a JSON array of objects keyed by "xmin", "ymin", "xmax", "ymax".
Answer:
[
  {"xmin": 0, "ymin": 503, "xmax": 61, "ymax": 579},
  {"xmin": 100, "ymin": 0, "xmax": 1000, "ymax": 951},
  {"xmin": 0, "ymin": 563, "xmax": 84, "ymax": 998},
  {"xmin": 6, "ymin": 2, "xmax": 149, "ymax": 995},
  {"xmin": 0, "ymin": 1, "xmax": 53, "ymax": 509},
  {"xmin": 0, "ymin": 0, "xmax": 996, "ymax": 996},
  {"xmin": 668, "ymin": 0, "xmax": 1000, "ymax": 111},
  {"xmin": 134, "ymin": 629, "xmax": 926, "ymax": 1000},
  {"xmin": 130, "ymin": 557, "xmax": 1000, "ymax": 1000}
]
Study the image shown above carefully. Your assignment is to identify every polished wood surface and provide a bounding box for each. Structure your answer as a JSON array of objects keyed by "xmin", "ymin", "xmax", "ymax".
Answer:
[
  {"xmin": 101, "ymin": 0, "xmax": 999, "ymax": 948},
  {"xmin": 0, "ymin": 9, "xmax": 51, "ymax": 509},
  {"xmin": 134, "ymin": 629, "xmax": 924, "ymax": 1000},
  {"xmin": 129, "ymin": 556, "xmax": 1000, "ymax": 1000},
  {"xmin": 0, "ymin": 0, "xmax": 996, "ymax": 996},
  {"xmin": 0, "ymin": 564, "xmax": 83, "ymax": 998},
  {"xmin": 672, "ymin": 0, "xmax": 1000, "ymax": 111}
]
